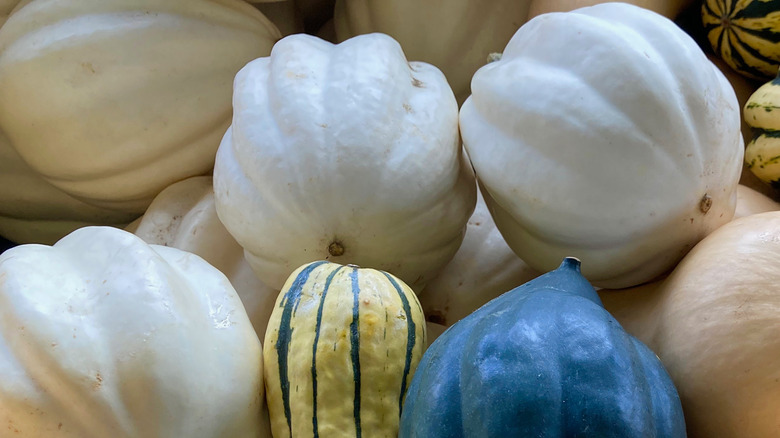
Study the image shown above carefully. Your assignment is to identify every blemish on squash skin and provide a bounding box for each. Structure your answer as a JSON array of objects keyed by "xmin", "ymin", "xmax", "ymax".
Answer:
[
  {"xmin": 699, "ymin": 194, "xmax": 713, "ymax": 214},
  {"xmin": 327, "ymin": 240, "xmax": 345, "ymax": 257},
  {"xmin": 92, "ymin": 372, "xmax": 103, "ymax": 391},
  {"xmin": 411, "ymin": 77, "xmax": 424, "ymax": 88}
]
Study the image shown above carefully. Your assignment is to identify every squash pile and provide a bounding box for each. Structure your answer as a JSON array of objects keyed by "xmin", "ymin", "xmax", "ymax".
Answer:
[{"xmin": 1, "ymin": 1, "xmax": 780, "ymax": 437}]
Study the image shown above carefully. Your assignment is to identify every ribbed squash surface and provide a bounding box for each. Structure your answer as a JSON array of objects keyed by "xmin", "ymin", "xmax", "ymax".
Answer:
[
  {"xmin": 263, "ymin": 261, "xmax": 426, "ymax": 438},
  {"xmin": 703, "ymin": 0, "xmax": 780, "ymax": 79}
]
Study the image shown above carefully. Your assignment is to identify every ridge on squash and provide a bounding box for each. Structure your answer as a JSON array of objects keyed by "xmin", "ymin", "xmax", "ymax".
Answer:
[{"xmin": 263, "ymin": 260, "xmax": 426, "ymax": 438}]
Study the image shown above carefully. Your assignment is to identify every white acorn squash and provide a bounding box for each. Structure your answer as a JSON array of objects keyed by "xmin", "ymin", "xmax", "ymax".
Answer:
[
  {"xmin": 0, "ymin": 226, "xmax": 267, "ymax": 437},
  {"xmin": 0, "ymin": 0, "xmax": 281, "ymax": 214},
  {"xmin": 129, "ymin": 176, "xmax": 280, "ymax": 340},
  {"xmin": 333, "ymin": 0, "xmax": 532, "ymax": 103},
  {"xmin": 418, "ymin": 185, "xmax": 540, "ymax": 326},
  {"xmin": 527, "ymin": 0, "xmax": 696, "ymax": 20},
  {"xmin": 460, "ymin": 3, "xmax": 743, "ymax": 288},
  {"xmin": 213, "ymin": 32, "xmax": 476, "ymax": 291}
]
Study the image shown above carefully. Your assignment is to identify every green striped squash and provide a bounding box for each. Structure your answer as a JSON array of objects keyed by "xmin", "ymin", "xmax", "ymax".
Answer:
[
  {"xmin": 702, "ymin": 0, "xmax": 780, "ymax": 80},
  {"xmin": 263, "ymin": 260, "xmax": 427, "ymax": 438},
  {"xmin": 744, "ymin": 71, "xmax": 780, "ymax": 186}
]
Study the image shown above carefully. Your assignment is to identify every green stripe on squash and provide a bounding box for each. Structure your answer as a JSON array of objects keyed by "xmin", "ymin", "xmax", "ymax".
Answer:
[
  {"xmin": 702, "ymin": 0, "xmax": 780, "ymax": 80},
  {"xmin": 264, "ymin": 261, "xmax": 426, "ymax": 438}
]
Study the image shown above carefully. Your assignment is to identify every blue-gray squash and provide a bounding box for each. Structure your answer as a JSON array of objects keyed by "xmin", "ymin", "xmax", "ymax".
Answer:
[{"xmin": 399, "ymin": 257, "xmax": 686, "ymax": 438}]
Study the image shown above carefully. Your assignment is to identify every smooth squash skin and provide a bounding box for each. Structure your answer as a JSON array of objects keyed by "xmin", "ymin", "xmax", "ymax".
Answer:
[
  {"xmin": 0, "ymin": 227, "xmax": 266, "ymax": 437},
  {"xmin": 263, "ymin": 261, "xmax": 426, "ymax": 438},
  {"xmin": 0, "ymin": 0, "xmax": 281, "ymax": 214},
  {"xmin": 599, "ymin": 212, "xmax": 780, "ymax": 438},
  {"xmin": 460, "ymin": 3, "xmax": 743, "ymax": 288},
  {"xmin": 400, "ymin": 258, "xmax": 686, "ymax": 438},
  {"xmin": 735, "ymin": 184, "xmax": 780, "ymax": 218},
  {"xmin": 0, "ymin": 130, "xmax": 137, "ymax": 244},
  {"xmin": 528, "ymin": 0, "xmax": 696, "ymax": 20}
]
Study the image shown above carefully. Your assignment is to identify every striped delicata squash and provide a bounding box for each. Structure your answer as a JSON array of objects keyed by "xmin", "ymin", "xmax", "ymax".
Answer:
[
  {"xmin": 744, "ymin": 70, "xmax": 780, "ymax": 186},
  {"xmin": 702, "ymin": 0, "xmax": 780, "ymax": 80},
  {"xmin": 263, "ymin": 261, "xmax": 427, "ymax": 438}
]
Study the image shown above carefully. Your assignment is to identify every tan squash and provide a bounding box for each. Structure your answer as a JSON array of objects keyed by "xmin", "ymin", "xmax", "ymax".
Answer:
[
  {"xmin": 527, "ymin": 0, "xmax": 696, "ymax": 20},
  {"xmin": 735, "ymin": 184, "xmax": 780, "ymax": 218},
  {"xmin": 599, "ymin": 212, "xmax": 780, "ymax": 438}
]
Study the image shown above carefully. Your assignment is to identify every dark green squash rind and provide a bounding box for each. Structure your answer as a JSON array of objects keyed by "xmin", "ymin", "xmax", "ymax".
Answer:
[{"xmin": 399, "ymin": 259, "xmax": 686, "ymax": 438}]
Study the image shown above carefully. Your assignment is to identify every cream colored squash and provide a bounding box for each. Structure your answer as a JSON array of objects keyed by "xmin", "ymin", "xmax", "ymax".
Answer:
[
  {"xmin": 735, "ymin": 184, "xmax": 780, "ymax": 218},
  {"xmin": 460, "ymin": 3, "xmax": 743, "ymax": 288},
  {"xmin": 527, "ymin": 0, "xmax": 696, "ymax": 20},
  {"xmin": 213, "ymin": 33, "xmax": 476, "ymax": 291},
  {"xmin": 599, "ymin": 212, "xmax": 780, "ymax": 438},
  {"xmin": 333, "ymin": 0, "xmax": 532, "ymax": 103},
  {"xmin": 0, "ymin": 0, "xmax": 280, "ymax": 214},
  {"xmin": 418, "ymin": 185, "xmax": 540, "ymax": 326},
  {"xmin": 130, "ymin": 176, "xmax": 279, "ymax": 341},
  {"xmin": 0, "ymin": 226, "xmax": 267, "ymax": 437},
  {"xmin": 0, "ymin": 129, "xmax": 137, "ymax": 244}
]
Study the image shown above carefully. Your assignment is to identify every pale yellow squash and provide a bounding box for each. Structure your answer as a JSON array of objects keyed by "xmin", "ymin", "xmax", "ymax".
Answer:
[
  {"xmin": 528, "ymin": 0, "xmax": 696, "ymax": 20},
  {"xmin": 0, "ymin": 0, "xmax": 281, "ymax": 214}
]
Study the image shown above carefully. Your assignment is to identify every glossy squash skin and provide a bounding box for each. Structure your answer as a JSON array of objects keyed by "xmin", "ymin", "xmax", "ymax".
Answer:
[
  {"xmin": 0, "ymin": 226, "xmax": 266, "ymax": 437},
  {"xmin": 399, "ymin": 258, "xmax": 686, "ymax": 438},
  {"xmin": 263, "ymin": 261, "xmax": 426, "ymax": 438}
]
